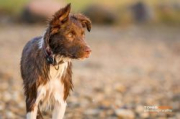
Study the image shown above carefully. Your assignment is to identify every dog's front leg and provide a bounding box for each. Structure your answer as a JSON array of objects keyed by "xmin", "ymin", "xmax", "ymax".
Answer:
[
  {"xmin": 26, "ymin": 85, "xmax": 45, "ymax": 119},
  {"xmin": 52, "ymin": 101, "xmax": 67, "ymax": 119},
  {"xmin": 26, "ymin": 100, "xmax": 38, "ymax": 119}
]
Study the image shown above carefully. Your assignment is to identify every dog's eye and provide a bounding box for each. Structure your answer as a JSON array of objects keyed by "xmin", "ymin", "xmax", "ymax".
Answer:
[
  {"xmin": 67, "ymin": 32, "xmax": 74, "ymax": 42},
  {"xmin": 67, "ymin": 33, "xmax": 73, "ymax": 38}
]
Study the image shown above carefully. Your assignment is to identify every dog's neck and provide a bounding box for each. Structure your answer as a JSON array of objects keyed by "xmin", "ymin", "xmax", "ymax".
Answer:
[{"xmin": 38, "ymin": 36, "xmax": 71, "ymax": 69}]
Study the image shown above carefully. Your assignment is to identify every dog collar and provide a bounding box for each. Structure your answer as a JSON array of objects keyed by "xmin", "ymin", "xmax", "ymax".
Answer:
[
  {"xmin": 43, "ymin": 47, "xmax": 55, "ymax": 64},
  {"xmin": 43, "ymin": 46, "xmax": 65, "ymax": 70}
]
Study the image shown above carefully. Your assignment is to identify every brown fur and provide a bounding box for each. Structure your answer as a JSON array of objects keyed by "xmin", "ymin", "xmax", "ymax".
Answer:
[
  {"xmin": 61, "ymin": 62, "xmax": 73, "ymax": 100},
  {"xmin": 20, "ymin": 3, "xmax": 91, "ymax": 118}
]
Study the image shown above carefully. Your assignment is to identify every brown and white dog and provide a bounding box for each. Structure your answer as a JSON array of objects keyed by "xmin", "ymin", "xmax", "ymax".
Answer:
[{"xmin": 20, "ymin": 4, "xmax": 91, "ymax": 119}]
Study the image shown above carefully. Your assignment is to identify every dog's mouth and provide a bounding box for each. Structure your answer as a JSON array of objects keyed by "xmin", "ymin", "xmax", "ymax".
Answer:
[
  {"xmin": 82, "ymin": 52, "xmax": 91, "ymax": 58},
  {"xmin": 56, "ymin": 47, "xmax": 91, "ymax": 60},
  {"xmin": 71, "ymin": 54, "xmax": 90, "ymax": 60},
  {"xmin": 60, "ymin": 52, "xmax": 91, "ymax": 60},
  {"xmin": 76, "ymin": 53, "xmax": 91, "ymax": 60}
]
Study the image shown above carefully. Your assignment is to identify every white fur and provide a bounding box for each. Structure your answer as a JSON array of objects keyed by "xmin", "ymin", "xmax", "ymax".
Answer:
[
  {"xmin": 26, "ymin": 106, "xmax": 38, "ymax": 119},
  {"xmin": 53, "ymin": 101, "xmax": 67, "ymax": 119},
  {"xmin": 38, "ymin": 37, "xmax": 44, "ymax": 49},
  {"xmin": 27, "ymin": 62, "xmax": 68, "ymax": 119}
]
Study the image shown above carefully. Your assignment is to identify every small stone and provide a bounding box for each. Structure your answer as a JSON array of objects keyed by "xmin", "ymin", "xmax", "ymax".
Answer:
[
  {"xmin": 10, "ymin": 105, "xmax": 20, "ymax": 114},
  {"xmin": 140, "ymin": 112, "xmax": 149, "ymax": 119},
  {"xmin": 101, "ymin": 100, "xmax": 112, "ymax": 107},
  {"xmin": 6, "ymin": 111, "xmax": 15, "ymax": 118},
  {"xmin": 115, "ymin": 109, "xmax": 135, "ymax": 119},
  {"xmin": 3, "ymin": 92, "xmax": 11, "ymax": 102},
  {"xmin": 12, "ymin": 92, "xmax": 21, "ymax": 102},
  {"xmin": 135, "ymin": 105, "xmax": 144, "ymax": 113},
  {"xmin": 0, "ymin": 103, "xmax": 5, "ymax": 111},
  {"xmin": 104, "ymin": 87, "xmax": 113, "ymax": 95},
  {"xmin": 94, "ymin": 94, "xmax": 104, "ymax": 102},
  {"xmin": 115, "ymin": 84, "xmax": 126, "ymax": 93},
  {"xmin": 107, "ymin": 110, "xmax": 114, "ymax": 116},
  {"xmin": 0, "ymin": 82, "xmax": 8, "ymax": 90},
  {"xmin": 18, "ymin": 102, "xmax": 25, "ymax": 108},
  {"xmin": 85, "ymin": 109, "xmax": 100, "ymax": 116}
]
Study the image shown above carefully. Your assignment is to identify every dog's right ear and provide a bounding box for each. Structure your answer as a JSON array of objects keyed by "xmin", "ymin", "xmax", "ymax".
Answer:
[{"xmin": 50, "ymin": 3, "xmax": 71, "ymax": 27}]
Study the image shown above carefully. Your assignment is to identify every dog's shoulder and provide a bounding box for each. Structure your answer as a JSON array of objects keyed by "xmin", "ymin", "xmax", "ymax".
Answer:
[
  {"xmin": 31, "ymin": 36, "xmax": 42, "ymax": 44},
  {"xmin": 22, "ymin": 36, "xmax": 42, "ymax": 54},
  {"xmin": 27, "ymin": 36, "xmax": 42, "ymax": 48}
]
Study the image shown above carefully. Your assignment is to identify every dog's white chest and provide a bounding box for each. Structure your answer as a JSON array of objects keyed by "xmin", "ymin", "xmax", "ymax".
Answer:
[{"xmin": 37, "ymin": 63, "xmax": 68, "ymax": 109}]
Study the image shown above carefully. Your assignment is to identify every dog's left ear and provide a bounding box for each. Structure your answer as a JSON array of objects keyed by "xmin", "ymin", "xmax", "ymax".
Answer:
[
  {"xmin": 74, "ymin": 14, "xmax": 92, "ymax": 32},
  {"xmin": 50, "ymin": 3, "xmax": 71, "ymax": 27}
]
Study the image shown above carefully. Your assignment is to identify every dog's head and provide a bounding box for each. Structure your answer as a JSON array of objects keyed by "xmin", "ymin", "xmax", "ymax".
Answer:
[{"xmin": 44, "ymin": 3, "xmax": 92, "ymax": 60}]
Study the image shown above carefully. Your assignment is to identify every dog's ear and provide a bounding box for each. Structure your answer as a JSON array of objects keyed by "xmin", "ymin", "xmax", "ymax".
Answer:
[
  {"xmin": 74, "ymin": 14, "xmax": 92, "ymax": 32},
  {"xmin": 50, "ymin": 3, "xmax": 71, "ymax": 27}
]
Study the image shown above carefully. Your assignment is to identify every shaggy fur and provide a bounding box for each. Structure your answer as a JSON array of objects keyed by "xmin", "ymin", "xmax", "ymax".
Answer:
[{"xmin": 20, "ymin": 3, "xmax": 91, "ymax": 119}]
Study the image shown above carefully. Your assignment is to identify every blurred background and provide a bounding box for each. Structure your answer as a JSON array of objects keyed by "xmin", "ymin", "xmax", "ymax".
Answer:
[{"xmin": 0, "ymin": 0, "xmax": 180, "ymax": 119}]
